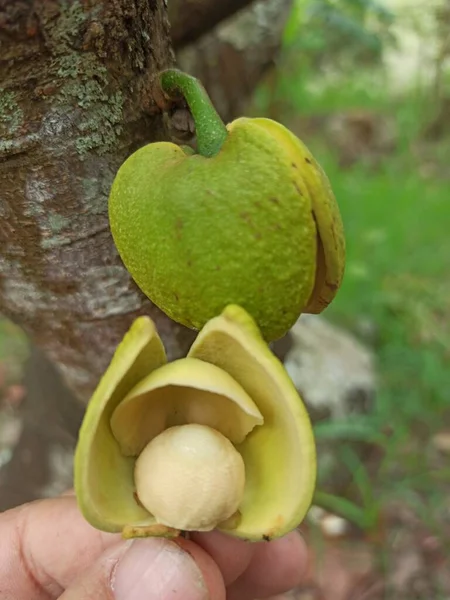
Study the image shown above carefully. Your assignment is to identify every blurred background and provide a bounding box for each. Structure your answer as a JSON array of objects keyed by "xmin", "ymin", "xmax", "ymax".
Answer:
[{"xmin": 1, "ymin": 0, "xmax": 449, "ymax": 597}]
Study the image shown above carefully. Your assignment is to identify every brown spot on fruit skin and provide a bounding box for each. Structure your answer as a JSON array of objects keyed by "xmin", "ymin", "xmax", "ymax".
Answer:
[
  {"xmin": 291, "ymin": 162, "xmax": 298, "ymax": 169},
  {"xmin": 240, "ymin": 211, "xmax": 262, "ymax": 239},
  {"xmin": 326, "ymin": 281, "xmax": 338, "ymax": 292},
  {"xmin": 264, "ymin": 515, "xmax": 285, "ymax": 539},
  {"xmin": 175, "ymin": 218, "xmax": 183, "ymax": 240},
  {"xmin": 305, "ymin": 157, "xmax": 312, "ymax": 164},
  {"xmin": 270, "ymin": 197, "xmax": 280, "ymax": 205},
  {"xmin": 293, "ymin": 181, "xmax": 303, "ymax": 196}
]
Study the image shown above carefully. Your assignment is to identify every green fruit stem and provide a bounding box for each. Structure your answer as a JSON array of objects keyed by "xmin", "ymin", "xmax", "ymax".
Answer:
[{"xmin": 160, "ymin": 69, "xmax": 228, "ymax": 158}]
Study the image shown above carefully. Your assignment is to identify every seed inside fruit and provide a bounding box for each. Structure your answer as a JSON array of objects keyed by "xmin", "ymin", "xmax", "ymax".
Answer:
[{"xmin": 134, "ymin": 423, "xmax": 245, "ymax": 531}]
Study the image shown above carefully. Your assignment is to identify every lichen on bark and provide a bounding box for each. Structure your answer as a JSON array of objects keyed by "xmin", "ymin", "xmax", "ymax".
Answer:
[{"xmin": 0, "ymin": 89, "xmax": 24, "ymax": 135}]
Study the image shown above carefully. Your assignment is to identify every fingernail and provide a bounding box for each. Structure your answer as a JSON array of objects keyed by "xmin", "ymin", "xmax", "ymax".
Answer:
[{"xmin": 112, "ymin": 538, "xmax": 209, "ymax": 600}]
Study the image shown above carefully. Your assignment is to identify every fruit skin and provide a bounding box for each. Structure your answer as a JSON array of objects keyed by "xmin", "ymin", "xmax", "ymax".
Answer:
[
  {"xmin": 251, "ymin": 119, "xmax": 345, "ymax": 314},
  {"xmin": 109, "ymin": 117, "xmax": 344, "ymax": 343}
]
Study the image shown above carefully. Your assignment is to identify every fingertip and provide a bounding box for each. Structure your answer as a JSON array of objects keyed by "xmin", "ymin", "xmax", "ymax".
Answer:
[
  {"xmin": 190, "ymin": 530, "xmax": 254, "ymax": 585},
  {"xmin": 111, "ymin": 537, "xmax": 226, "ymax": 600},
  {"xmin": 260, "ymin": 530, "xmax": 309, "ymax": 587},
  {"xmin": 0, "ymin": 495, "xmax": 121, "ymax": 599},
  {"xmin": 175, "ymin": 537, "xmax": 227, "ymax": 600},
  {"xmin": 57, "ymin": 535, "xmax": 222, "ymax": 600},
  {"xmin": 227, "ymin": 530, "xmax": 308, "ymax": 599}
]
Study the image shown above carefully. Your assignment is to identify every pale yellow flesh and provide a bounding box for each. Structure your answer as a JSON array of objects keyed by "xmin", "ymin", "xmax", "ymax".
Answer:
[
  {"xmin": 111, "ymin": 358, "xmax": 263, "ymax": 456},
  {"xmin": 74, "ymin": 318, "xmax": 166, "ymax": 532},
  {"xmin": 188, "ymin": 305, "xmax": 316, "ymax": 541}
]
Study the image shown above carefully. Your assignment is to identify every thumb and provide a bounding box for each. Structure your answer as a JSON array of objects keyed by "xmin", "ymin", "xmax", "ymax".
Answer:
[{"xmin": 60, "ymin": 536, "xmax": 225, "ymax": 600}]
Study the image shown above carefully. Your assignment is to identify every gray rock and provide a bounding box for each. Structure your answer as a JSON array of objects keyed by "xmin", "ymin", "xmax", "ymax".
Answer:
[
  {"xmin": 281, "ymin": 315, "xmax": 380, "ymax": 497},
  {"xmin": 284, "ymin": 314, "xmax": 377, "ymax": 422}
]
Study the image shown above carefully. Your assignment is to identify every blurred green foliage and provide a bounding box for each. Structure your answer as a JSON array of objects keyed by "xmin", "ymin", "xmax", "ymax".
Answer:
[
  {"xmin": 284, "ymin": 0, "xmax": 396, "ymax": 69},
  {"xmin": 254, "ymin": 0, "xmax": 450, "ymax": 536}
]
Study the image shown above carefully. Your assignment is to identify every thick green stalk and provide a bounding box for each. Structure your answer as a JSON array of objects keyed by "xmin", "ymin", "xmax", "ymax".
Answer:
[{"xmin": 159, "ymin": 69, "xmax": 228, "ymax": 158}]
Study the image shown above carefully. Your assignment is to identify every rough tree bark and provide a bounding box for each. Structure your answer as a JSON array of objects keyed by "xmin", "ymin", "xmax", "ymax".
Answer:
[{"xmin": 0, "ymin": 0, "xmax": 197, "ymax": 404}]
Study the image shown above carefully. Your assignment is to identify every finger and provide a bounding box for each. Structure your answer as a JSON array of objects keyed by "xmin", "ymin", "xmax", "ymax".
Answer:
[
  {"xmin": 190, "ymin": 530, "xmax": 255, "ymax": 585},
  {"xmin": 226, "ymin": 531, "xmax": 308, "ymax": 600},
  {"xmin": 0, "ymin": 496, "xmax": 120, "ymax": 599},
  {"xmin": 60, "ymin": 537, "xmax": 225, "ymax": 600}
]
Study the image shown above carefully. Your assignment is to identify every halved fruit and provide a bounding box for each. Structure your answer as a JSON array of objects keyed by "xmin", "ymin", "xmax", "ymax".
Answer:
[{"xmin": 74, "ymin": 306, "xmax": 316, "ymax": 541}]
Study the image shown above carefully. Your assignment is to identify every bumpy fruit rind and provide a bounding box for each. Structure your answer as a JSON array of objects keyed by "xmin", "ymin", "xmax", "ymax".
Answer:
[{"xmin": 109, "ymin": 118, "xmax": 345, "ymax": 343}]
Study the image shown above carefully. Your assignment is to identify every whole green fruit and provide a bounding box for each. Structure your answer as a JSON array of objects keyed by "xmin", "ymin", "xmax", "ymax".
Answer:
[{"xmin": 109, "ymin": 70, "xmax": 345, "ymax": 342}]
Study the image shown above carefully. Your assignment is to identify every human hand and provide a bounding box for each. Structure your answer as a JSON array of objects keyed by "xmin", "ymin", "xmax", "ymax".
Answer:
[{"xmin": 0, "ymin": 493, "xmax": 307, "ymax": 599}]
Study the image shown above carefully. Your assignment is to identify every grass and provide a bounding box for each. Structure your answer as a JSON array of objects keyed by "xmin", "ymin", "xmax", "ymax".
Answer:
[{"xmin": 323, "ymin": 142, "xmax": 450, "ymax": 530}]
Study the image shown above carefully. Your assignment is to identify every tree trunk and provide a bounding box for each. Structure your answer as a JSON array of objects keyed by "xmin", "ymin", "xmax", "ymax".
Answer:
[{"xmin": 0, "ymin": 0, "xmax": 196, "ymax": 403}]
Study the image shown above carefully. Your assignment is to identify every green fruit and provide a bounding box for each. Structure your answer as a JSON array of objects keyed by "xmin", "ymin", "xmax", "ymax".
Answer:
[
  {"xmin": 74, "ymin": 305, "xmax": 316, "ymax": 541},
  {"xmin": 109, "ymin": 70, "xmax": 345, "ymax": 342}
]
